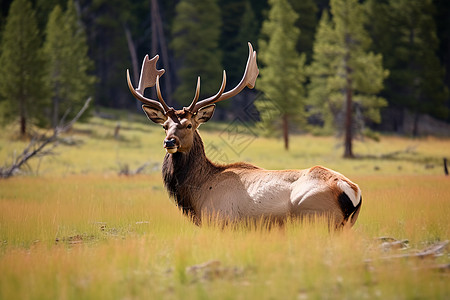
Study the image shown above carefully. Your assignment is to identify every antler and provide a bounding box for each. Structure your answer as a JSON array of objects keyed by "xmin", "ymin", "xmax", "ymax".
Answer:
[
  {"xmin": 127, "ymin": 54, "xmax": 172, "ymax": 113},
  {"xmin": 127, "ymin": 43, "xmax": 259, "ymax": 116},
  {"xmin": 188, "ymin": 42, "xmax": 259, "ymax": 113},
  {"xmin": 185, "ymin": 72, "xmax": 226, "ymax": 114},
  {"xmin": 184, "ymin": 76, "xmax": 202, "ymax": 113}
]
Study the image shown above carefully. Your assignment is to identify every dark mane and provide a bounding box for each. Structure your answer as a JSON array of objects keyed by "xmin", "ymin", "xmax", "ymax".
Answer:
[{"xmin": 162, "ymin": 130, "xmax": 222, "ymax": 220}]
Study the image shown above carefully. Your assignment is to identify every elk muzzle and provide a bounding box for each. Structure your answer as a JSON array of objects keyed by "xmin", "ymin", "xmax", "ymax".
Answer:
[{"xmin": 164, "ymin": 138, "xmax": 178, "ymax": 154}]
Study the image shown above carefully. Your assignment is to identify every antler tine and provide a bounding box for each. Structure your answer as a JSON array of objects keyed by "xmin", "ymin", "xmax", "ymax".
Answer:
[
  {"xmin": 137, "ymin": 55, "xmax": 165, "ymax": 92},
  {"xmin": 200, "ymin": 70, "xmax": 227, "ymax": 108},
  {"xmin": 192, "ymin": 42, "xmax": 258, "ymax": 113},
  {"xmin": 185, "ymin": 77, "xmax": 201, "ymax": 113},
  {"xmin": 185, "ymin": 72, "xmax": 227, "ymax": 114},
  {"xmin": 127, "ymin": 54, "xmax": 172, "ymax": 113},
  {"xmin": 127, "ymin": 69, "xmax": 165, "ymax": 112},
  {"xmin": 188, "ymin": 70, "xmax": 226, "ymax": 113},
  {"xmin": 156, "ymin": 75, "xmax": 171, "ymax": 112}
]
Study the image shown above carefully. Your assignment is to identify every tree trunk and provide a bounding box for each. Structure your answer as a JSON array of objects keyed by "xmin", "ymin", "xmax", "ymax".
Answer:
[
  {"xmin": 20, "ymin": 115, "xmax": 26, "ymax": 138},
  {"xmin": 343, "ymin": 37, "xmax": 354, "ymax": 159},
  {"xmin": 19, "ymin": 98, "xmax": 26, "ymax": 137},
  {"xmin": 151, "ymin": 0, "xmax": 173, "ymax": 105},
  {"xmin": 52, "ymin": 97, "xmax": 59, "ymax": 128},
  {"xmin": 412, "ymin": 112, "xmax": 420, "ymax": 137},
  {"xmin": 123, "ymin": 24, "xmax": 141, "ymax": 111},
  {"xmin": 344, "ymin": 72, "xmax": 354, "ymax": 158},
  {"xmin": 150, "ymin": 0, "xmax": 158, "ymax": 101},
  {"xmin": 282, "ymin": 114, "xmax": 289, "ymax": 150}
]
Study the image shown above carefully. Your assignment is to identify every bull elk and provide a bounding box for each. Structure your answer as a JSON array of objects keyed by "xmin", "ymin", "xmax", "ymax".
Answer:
[{"xmin": 126, "ymin": 43, "xmax": 362, "ymax": 227}]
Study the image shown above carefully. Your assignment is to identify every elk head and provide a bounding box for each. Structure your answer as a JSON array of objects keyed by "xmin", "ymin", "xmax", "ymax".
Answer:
[{"xmin": 127, "ymin": 43, "xmax": 259, "ymax": 154}]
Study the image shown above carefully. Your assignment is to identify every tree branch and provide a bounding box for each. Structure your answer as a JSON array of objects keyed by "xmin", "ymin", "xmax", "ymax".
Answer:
[{"xmin": 0, "ymin": 97, "xmax": 92, "ymax": 178}]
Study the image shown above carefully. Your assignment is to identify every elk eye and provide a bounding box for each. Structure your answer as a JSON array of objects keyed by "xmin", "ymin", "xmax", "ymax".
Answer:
[{"xmin": 187, "ymin": 124, "xmax": 192, "ymax": 129}]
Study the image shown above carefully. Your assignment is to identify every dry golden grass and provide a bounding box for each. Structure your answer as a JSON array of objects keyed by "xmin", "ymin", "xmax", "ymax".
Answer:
[
  {"xmin": 0, "ymin": 174, "xmax": 449, "ymax": 299},
  {"xmin": 1, "ymin": 113, "xmax": 449, "ymax": 177},
  {"xmin": 0, "ymin": 114, "xmax": 449, "ymax": 299}
]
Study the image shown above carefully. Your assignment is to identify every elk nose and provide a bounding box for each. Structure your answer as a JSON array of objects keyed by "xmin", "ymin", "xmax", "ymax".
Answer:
[{"xmin": 164, "ymin": 138, "xmax": 177, "ymax": 148}]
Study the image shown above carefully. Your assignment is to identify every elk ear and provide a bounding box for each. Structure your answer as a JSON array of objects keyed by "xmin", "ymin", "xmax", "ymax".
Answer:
[
  {"xmin": 194, "ymin": 104, "xmax": 215, "ymax": 124},
  {"xmin": 142, "ymin": 105, "xmax": 167, "ymax": 124}
]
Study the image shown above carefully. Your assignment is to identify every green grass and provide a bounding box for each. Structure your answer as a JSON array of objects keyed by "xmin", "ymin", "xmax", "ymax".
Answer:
[
  {"xmin": 0, "ymin": 113, "xmax": 449, "ymax": 299},
  {"xmin": 1, "ymin": 111, "xmax": 449, "ymax": 177}
]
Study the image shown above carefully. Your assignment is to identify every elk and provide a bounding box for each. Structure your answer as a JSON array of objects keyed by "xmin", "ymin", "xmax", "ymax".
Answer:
[{"xmin": 126, "ymin": 43, "xmax": 362, "ymax": 227}]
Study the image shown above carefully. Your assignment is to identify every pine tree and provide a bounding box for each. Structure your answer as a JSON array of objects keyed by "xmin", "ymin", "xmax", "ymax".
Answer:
[
  {"xmin": 257, "ymin": 0, "xmax": 306, "ymax": 150},
  {"xmin": 288, "ymin": 0, "xmax": 318, "ymax": 63},
  {"xmin": 307, "ymin": 11, "xmax": 338, "ymax": 134},
  {"xmin": 0, "ymin": 0, "xmax": 48, "ymax": 137},
  {"xmin": 218, "ymin": 0, "xmax": 245, "ymax": 86},
  {"xmin": 80, "ymin": 0, "xmax": 148, "ymax": 108},
  {"xmin": 43, "ymin": 0, "xmax": 95, "ymax": 127},
  {"xmin": 434, "ymin": 0, "xmax": 450, "ymax": 113},
  {"xmin": 229, "ymin": 0, "xmax": 259, "ymax": 87},
  {"xmin": 366, "ymin": 0, "xmax": 449, "ymax": 136},
  {"xmin": 224, "ymin": 1, "xmax": 260, "ymax": 117},
  {"xmin": 171, "ymin": 0, "xmax": 223, "ymax": 105},
  {"xmin": 236, "ymin": 1, "xmax": 259, "ymax": 52},
  {"xmin": 308, "ymin": 0, "xmax": 388, "ymax": 158},
  {"xmin": 35, "ymin": 0, "xmax": 66, "ymax": 31}
]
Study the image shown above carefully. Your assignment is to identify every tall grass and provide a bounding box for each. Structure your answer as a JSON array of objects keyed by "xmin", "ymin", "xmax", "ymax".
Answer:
[
  {"xmin": 1, "ymin": 113, "xmax": 449, "ymax": 177},
  {"xmin": 0, "ymin": 174, "xmax": 449, "ymax": 299},
  {"xmin": 0, "ymin": 114, "xmax": 449, "ymax": 299}
]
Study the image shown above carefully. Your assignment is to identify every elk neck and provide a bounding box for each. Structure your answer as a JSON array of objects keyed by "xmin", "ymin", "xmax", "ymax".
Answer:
[{"xmin": 162, "ymin": 130, "xmax": 222, "ymax": 219}]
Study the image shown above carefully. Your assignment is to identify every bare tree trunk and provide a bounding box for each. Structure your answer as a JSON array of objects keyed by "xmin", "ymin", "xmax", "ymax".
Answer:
[
  {"xmin": 52, "ymin": 97, "xmax": 59, "ymax": 128},
  {"xmin": 151, "ymin": 0, "xmax": 173, "ymax": 104},
  {"xmin": 344, "ymin": 65, "xmax": 354, "ymax": 158},
  {"xmin": 150, "ymin": 0, "xmax": 158, "ymax": 100},
  {"xmin": 20, "ymin": 115, "xmax": 26, "ymax": 138},
  {"xmin": 1, "ymin": 98, "xmax": 92, "ymax": 179},
  {"xmin": 282, "ymin": 114, "xmax": 289, "ymax": 151},
  {"xmin": 20, "ymin": 98, "xmax": 26, "ymax": 137},
  {"xmin": 342, "ymin": 30, "xmax": 355, "ymax": 159},
  {"xmin": 409, "ymin": 28, "xmax": 420, "ymax": 138},
  {"xmin": 124, "ymin": 24, "xmax": 141, "ymax": 111},
  {"xmin": 412, "ymin": 112, "xmax": 420, "ymax": 137}
]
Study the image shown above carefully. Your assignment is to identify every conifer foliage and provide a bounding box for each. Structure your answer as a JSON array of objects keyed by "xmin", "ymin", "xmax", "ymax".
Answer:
[
  {"xmin": 365, "ymin": 0, "xmax": 449, "ymax": 136},
  {"xmin": 171, "ymin": 0, "xmax": 223, "ymax": 105},
  {"xmin": 257, "ymin": 0, "xmax": 306, "ymax": 150},
  {"xmin": 0, "ymin": 0, "xmax": 449, "ymax": 145},
  {"xmin": 308, "ymin": 0, "xmax": 388, "ymax": 158},
  {"xmin": 0, "ymin": 0, "xmax": 48, "ymax": 137},
  {"xmin": 288, "ymin": 0, "xmax": 318, "ymax": 63},
  {"xmin": 43, "ymin": 0, "xmax": 95, "ymax": 128}
]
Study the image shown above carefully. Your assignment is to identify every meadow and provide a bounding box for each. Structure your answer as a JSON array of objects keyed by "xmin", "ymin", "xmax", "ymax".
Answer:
[{"xmin": 0, "ymin": 111, "xmax": 449, "ymax": 299}]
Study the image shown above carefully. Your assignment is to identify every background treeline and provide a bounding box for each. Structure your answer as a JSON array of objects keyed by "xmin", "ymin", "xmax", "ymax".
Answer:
[{"xmin": 0, "ymin": 0, "xmax": 449, "ymax": 141}]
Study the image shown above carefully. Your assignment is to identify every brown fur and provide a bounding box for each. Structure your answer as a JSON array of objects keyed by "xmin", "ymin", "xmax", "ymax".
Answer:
[
  {"xmin": 129, "ymin": 44, "xmax": 362, "ymax": 227},
  {"xmin": 162, "ymin": 131, "xmax": 220, "ymax": 222},
  {"xmin": 162, "ymin": 129, "xmax": 262, "ymax": 223},
  {"xmin": 146, "ymin": 106, "xmax": 361, "ymax": 227},
  {"xmin": 308, "ymin": 165, "xmax": 359, "ymax": 200}
]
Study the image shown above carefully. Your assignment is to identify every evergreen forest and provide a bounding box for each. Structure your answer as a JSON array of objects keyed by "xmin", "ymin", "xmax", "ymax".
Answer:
[{"xmin": 0, "ymin": 0, "xmax": 449, "ymax": 155}]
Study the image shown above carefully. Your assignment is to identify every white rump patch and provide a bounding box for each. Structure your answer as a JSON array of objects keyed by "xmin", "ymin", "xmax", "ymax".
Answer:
[{"xmin": 337, "ymin": 180, "xmax": 360, "ymax": 207}]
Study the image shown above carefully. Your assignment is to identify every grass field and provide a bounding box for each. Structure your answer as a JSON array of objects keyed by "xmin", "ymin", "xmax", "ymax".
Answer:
[{"xmin": 0, "ymin": 112, "xmax": 449, "ymax": 299}]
